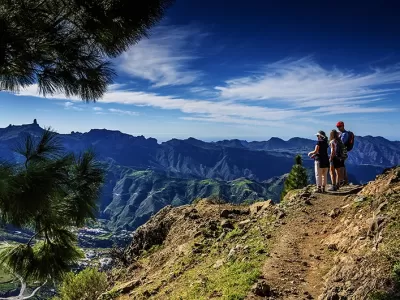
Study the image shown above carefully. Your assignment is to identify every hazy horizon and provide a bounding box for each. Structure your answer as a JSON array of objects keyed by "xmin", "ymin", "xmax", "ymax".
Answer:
[{"xmin": 2, "ymin": 120, "xmax": 399, "ymax": 143}]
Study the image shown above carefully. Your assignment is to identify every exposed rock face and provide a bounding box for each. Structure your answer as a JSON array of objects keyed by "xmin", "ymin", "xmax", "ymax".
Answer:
[
  {"xmin": 106, "ymin": 167, "xmax": 400, "ymax": 300},
  {"xmin": 317, "ymin": 167, "xmax": 400, "ymax": 300},
  {"xmin": 124, "ymin": 205, "xmax": 177, "ymax": 260}
]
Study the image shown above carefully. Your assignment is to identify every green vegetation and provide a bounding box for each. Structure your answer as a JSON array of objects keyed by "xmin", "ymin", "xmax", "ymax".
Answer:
[
  {"xmin": 232, "ymin": 179, "xmax": 253, "ymax": 187},
  {"xmin": 163, "ymin": 235, "xmax": 266, "ymax": 299},
  {"xmin": 106, "ymin": 167, "xmax": 283, "ymax": 230},
  {"xmin": 368, "ymin": 187, "xmax": 400, "ymax": 299},
  {"xmin": 53, "ymin": 268, "xmax": 107, "ymax": 300},
  {"xmin": 382, "ymin": 191, "xmax": 400, "ymax": 262},
  {"xmin": 225, "ymin": 228, "xmax": 244, "ymax": 239},
  {"xmin": 131, "ymin": 170, "xmax": 153, "ymax": 177},
  {"xmin": 200, "ymin": 179, "xmax": 217, "ymax": 185},
  {"xmin": 0, "ymin": 268, "xmax": 12, "ymax": 282},
  {"xmin": 0, "ymin": 0, "xmax": 174, "ymax": 101},
  {"xmin": 0, "ymin": 268, "xmax": 17, "ymax": 293},
  {"xmin": 124, "ymin": 212, "xmax": 271, "ymax": 300},
  {"xmin": 140, "ymin": 244, "xmax": 163, "ymax": 257},
  {"xmin": 175, "ymin": 260, "xmax": 261, "ymax": 300},
  {"xmin": 0, "ymin": 130, "xmax": 104, "ymax": 282},
  {"xmin": 281, "ymin": 155, "xmax": 309, "ymax": 200}
]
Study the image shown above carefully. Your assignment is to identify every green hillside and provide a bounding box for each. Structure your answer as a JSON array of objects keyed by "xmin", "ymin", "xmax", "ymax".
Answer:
[{"xmin": 101, "ymin": 166, "xmax": 284, "ymax": 231}]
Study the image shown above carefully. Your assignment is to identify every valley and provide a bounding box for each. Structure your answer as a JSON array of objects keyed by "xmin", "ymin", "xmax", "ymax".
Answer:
[
  {"xmin": 0, "ymin": 122, "xmax": 399, "ymax": 299},
  {"xmin": 0, "ymin": 121, "xmax": 396, "ymax": 233}
]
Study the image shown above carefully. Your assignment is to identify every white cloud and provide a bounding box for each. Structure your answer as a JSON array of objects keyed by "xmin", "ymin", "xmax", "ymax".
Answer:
[
  {"xmin": 14, "ymin": 79, "xmax": 398, "ymax": 130},
  {"xmin": 15, "ymin": 84, "xmax": 303, "ymax": 121},
  {"xmin": 13, "ymin": 56, "xmax": 400, "ymax": 130},
  {"xmin": 108, "ymin": 108, "xmax": 139, "ymax": 116},
  {"xmin": 64, "ymin": 102, "xmax": 74, "ymax": 108},
  {"xmin": 63, "ymin": 101, "xmax": 83, "ymax": 111},
  {"xmin": 93, "ymin": 107, "xmax": 103, "ymax": 111},
  {"xmin": 115, "ymin": 25, "xmax": 205, "ymax": 87},
  {"xmin": 102, "ymin": 90, "xmax": 301, "ymax": 121},
  {"xmin": 215, "ymin": 57, "xmax": 400, "ymax": 111}
]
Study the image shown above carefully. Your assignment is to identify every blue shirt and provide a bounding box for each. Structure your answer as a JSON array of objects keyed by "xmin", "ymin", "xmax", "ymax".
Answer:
[{"xmin": 340, "ymin": 131, "xmax": 349, "ymax": 144}]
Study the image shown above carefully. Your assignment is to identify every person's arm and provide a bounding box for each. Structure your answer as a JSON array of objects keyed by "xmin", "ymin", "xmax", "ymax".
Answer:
[
  {"xmin": 308, "ymin": 145, "xmax": 319, "ymax": 157},
  {"xmin": 330, "ymin": 142, "xmax": 336, "ymax": 161}
]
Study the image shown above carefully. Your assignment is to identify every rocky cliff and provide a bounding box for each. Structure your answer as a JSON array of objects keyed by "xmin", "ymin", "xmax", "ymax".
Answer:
[{"xmin": 102, "ymin": 167, "xmax": 400, "ymax": 299}]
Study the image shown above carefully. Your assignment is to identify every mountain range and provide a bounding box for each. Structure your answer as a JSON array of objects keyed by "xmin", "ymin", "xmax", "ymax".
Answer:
[{"xmin": 0, "ymin": 120, "xmax": 398, "ymax": 230}]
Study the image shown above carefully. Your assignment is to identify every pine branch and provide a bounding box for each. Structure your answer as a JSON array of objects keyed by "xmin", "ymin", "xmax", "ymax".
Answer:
[
  {"xmin": 0, "ymin": 265, "xmax": 46, "ymax": 300},
  {"xmin": 26, "ymin": 227, "xmax": 46, "ymax": 246},
  {"xmin": 0, "ymin": 272, "xmax": 47, "ymax": 299},
  {"xmin": 26, "ymin": 233, "xmax": 38, "ymax": 247},
  {"xmin": 32, "ymin": 0, "xmax": 48, "ymax": 10},
  {"xmin": 22, "ymin": 280, "xmax": 47, "ymax": 299}
]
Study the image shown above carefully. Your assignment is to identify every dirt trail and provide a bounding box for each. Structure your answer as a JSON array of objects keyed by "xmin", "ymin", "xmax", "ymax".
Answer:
[{"xmin": 259, "ymin": 186, "xmax": 361, "ymax": 300}]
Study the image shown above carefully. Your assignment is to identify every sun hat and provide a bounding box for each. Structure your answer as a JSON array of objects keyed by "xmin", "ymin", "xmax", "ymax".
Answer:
[{"xmin": 315, "ymin": 130, "xmax": 327, "ymax": 138}]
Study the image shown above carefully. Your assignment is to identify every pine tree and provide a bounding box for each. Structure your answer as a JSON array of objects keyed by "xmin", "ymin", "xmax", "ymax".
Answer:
[
  {"xmin": 281, "ymin": 155, "xmax": 308, "ymax": 201},
  {"xmin": 0, "ymin": 129, "xmax": 104, "ymax": 282},
  {"xmin": 0, "ymin": 0, "xmax": 175, "ymax": 101}
]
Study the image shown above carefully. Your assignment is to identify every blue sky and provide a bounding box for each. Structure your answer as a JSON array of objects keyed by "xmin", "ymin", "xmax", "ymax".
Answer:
[{"xmin": 1, "ymin": 0, "xmax": 400, "ymax": 141}]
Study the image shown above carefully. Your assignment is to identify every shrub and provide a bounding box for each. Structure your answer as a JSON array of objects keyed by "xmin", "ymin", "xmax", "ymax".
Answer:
[{"xmin": 53, "ymin": 268, "xmax": 107, "ymax": 300}]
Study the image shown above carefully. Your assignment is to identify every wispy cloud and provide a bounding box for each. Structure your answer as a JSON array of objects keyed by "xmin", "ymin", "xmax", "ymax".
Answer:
[
  {"xmin": 116, "ymin": 25, "xmax": 205, "ymax": 87},
  {"xmin": 63, "ymin": 101, "xmax": 83, "ymax": 111},
  {"xmin": 16, "ymin": 84, "xmax": 303, "ymax": 121},
  {"xmin": 93, "ymin": 107, "xmax": 103, "ymax": 111},
  {"xmin": 13, "ymin": 55, "xmax": 400, "ymax": 130},
  {"xmin": 215, "ymin": 57, "xmax": 400, "ymax": 112},
  {"xmin": 64, "ymin": 102, "xmax": 74, "ymax": 108},
  {"xmin": 108, "ymin": 108, "xmax": 139, "ymax": 116}
]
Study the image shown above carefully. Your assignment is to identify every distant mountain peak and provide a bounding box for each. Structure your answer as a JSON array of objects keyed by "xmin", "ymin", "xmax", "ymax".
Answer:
[{"xmin": 268, "ymin": 137, "xmax": 285, "ymax": 142}]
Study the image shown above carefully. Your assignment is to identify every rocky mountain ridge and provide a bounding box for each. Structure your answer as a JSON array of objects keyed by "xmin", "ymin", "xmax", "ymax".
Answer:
[
  {"xmin": 100, "ymin": 166, "xmax": 285, "ymax": 230},
  {"xmin": 102, "ymin": 166, "xmax": 400, "ymax": 300},
  {"xmin": 0, "ymin": 121, "xmax": 397, "ymax": 232},
  {"xmin": 1, "ymin": 122, "xmax": 398, "ymax": 177}
]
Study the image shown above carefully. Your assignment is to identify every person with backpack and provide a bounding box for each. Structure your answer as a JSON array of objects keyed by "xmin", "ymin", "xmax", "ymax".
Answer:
[
  {"xmin": 336, "ymin": 121, "xmax": 355, "ymax": 186},
  {"xmin": 308, "ymin": 130, "xmax": 329, "ymax": 193},
  {"xmin": 328, "ymin": 129, "xmax": 346, "ymax": 191}
]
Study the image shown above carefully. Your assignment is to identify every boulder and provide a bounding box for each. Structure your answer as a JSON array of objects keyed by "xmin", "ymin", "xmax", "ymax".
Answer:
[
  {"xmin": 213, "ymin": 259, "xmax": 225, "ymax": 269},
  {"xmin": 276, "ymin": 210, "xmax": 286, "ymax": 219},
  {"xmin": 238, "ymin": 219, "xmax": 251, "ymax": 228},
  {"xmin": 220, "ymin": 209, "xmax": 231, "ymax": 218},
  {"xmin": 221, "ymin": 219, "xmax": 235, "ymax": 229},
  {"xmin": 328, "ymin": 243, "xmax": 339, "ymax": 251},
  {"xmin": 329, "ymin": 208, "xmax": 342, "ymax": 219},
  {"xmin": 250, "ymin": 200, "xmax": 272, "ymax": 215},
  {"xmin": 251, "ymin": 280, "xmax": 271, "ymax": 297}
]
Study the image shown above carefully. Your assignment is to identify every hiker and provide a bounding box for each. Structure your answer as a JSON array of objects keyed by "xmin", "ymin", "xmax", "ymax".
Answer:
[
  {"xmin": 328, "ymin": 129, "xmax": 344, "ymax": 191},
  {"xmin": 336, "ymin": 121, "xmax": 353, "ymax": 186},
  {"xmin": 308, "ymin": 130, "xmax": 329, "ymax": 193}
]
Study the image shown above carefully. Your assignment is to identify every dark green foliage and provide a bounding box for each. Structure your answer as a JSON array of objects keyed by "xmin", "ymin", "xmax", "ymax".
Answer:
[
  {"xmin": 0, "ymin": 0, "xmax": 175, "ymax": 101},
  {"xmin": 53, "ymin": 268, "xmax": 107, "ymax": 300},
  {"xmin": 295, "ymin": 155, "xmax": 302, "ymax": 165},
  {"xmin": 281, "ymin": 155, "xmax": 308, "ymax": 200},
  {"xmin": 0, "ymin": 129, "xmax": 104, "ymax": 281}
]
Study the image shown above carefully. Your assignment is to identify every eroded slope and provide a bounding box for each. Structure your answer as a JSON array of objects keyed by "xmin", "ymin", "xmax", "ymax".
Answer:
[{"xmin": 104, "ymin": 167, "xmax": 400, "ymax": 300}]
